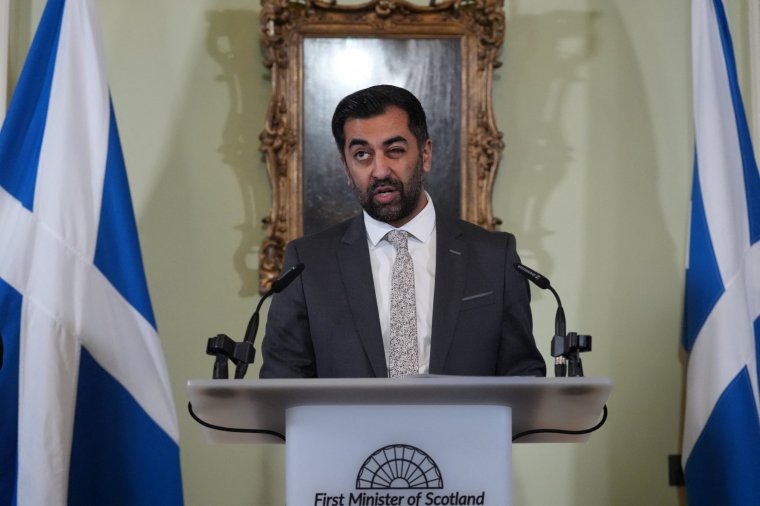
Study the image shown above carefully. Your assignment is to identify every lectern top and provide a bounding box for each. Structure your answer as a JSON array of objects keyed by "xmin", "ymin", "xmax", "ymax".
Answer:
[{"xmin": 186, "ymin": 375, "xmax": 612, "ymax": 444}]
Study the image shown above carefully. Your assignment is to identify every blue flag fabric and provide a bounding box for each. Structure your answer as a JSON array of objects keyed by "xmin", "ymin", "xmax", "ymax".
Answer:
[
  {"xmin": 683, "ymin": 0, "xmax": 760, "ymax": 504},
  {"xmin": 0, "ymin": 0, "xmax": 183, "ymax": 504}
]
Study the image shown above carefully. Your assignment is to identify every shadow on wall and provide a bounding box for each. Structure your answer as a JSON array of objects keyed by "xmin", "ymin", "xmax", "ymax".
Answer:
[
  {"xmin": 581, "ymin": 1, "xmax": 685, "ymax": 501},
  {"xmin": 502, "ymin": 7, "xmax": 603, "ymax": 503},
  {"xmin": 128, "ymin": 6, "xmax": 284, "ymax": 505},
  {"xmin": 499, "ymin": 8, "xmax": 600, "ymax": 275},
  {"xmin": 504, "ymin": 1, "xmax": 687, "ymax": 505},
  {"xmin": 206, "ymin": 9, "xmax": 268, "ymax": 298}
]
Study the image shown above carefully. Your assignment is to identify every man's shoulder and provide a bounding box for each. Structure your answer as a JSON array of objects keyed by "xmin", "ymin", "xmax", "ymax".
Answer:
[
  {"xmin": 437, "ymin": 213, "xmax": 513, "ymax": 244},
  {"xmin": 290, "ymin": 214, "xmax": 363, "ymax": 249}
]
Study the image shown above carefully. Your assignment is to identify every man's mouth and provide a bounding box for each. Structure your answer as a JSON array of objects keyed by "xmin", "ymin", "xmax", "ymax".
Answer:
[{"xmin": 371, "ymin": 183, "xmax": 400, "ymax": 205}]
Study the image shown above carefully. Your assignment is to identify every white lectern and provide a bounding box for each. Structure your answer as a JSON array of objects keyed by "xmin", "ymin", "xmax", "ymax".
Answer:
[{"xmin": 187, "ymin": 376, "xmax": 611, "ymax": 505}]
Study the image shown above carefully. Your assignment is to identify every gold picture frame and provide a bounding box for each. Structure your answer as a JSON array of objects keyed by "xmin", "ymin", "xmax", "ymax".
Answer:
[{"xmin": 258, "ymin": 0, "xmax": 506, "ymax": 292}]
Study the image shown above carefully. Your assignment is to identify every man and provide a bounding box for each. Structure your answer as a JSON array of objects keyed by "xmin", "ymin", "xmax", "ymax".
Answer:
[{"xmin": 259, "ymin": 85, "xmax": 545, "ymax": 378}]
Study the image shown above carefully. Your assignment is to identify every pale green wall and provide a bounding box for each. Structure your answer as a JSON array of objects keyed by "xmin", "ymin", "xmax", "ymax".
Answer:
[{"xmin": 8, "ymin": 0, "xmax": 754, "ymax": 504}]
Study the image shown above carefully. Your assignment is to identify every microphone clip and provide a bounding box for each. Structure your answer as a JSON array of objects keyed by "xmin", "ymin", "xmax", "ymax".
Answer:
[
  {"xmin": 205, "ymin": 334, "xmax": 255, "ymax": 380},
  {"xmin": 204, "ymin": 262, "xmax": 305, "ymax": 380},
  {"xmin": 551, "ymin": 331, "xmax": 592, "ymax": 377},
  {"xmin": 514, "ymin": 263, "xmax": 594, "ymax": 378}
]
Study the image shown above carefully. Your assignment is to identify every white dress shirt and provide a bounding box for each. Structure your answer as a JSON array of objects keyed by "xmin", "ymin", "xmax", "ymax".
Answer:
[{"xmin": 364, "ymin": 194, "xmax": 437, "ymax": 374}]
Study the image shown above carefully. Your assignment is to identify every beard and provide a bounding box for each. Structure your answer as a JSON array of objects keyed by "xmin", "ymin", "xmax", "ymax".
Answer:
[{"xmin": 353, "ymin": 157, "xmax": 424, "ymax": 224}]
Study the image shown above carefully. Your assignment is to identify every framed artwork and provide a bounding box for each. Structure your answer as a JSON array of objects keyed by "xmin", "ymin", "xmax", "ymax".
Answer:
[{"xmin": 258, "ymin": 0, "xmax": 506, "ymax": 292}]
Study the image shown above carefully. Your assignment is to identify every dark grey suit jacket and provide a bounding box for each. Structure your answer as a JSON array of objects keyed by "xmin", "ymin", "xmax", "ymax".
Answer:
[{"xmin": 259, "ymin": 212, "xmax": 546, "ymax": 378}]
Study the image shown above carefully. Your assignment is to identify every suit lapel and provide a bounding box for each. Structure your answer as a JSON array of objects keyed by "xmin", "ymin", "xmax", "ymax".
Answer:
[
  {"xmin": 429, "ymin": 215, "xmax": 468, "ymax": 374},
  {"xmin": 337, "ymin": 216, "xmax": 388, "ymax": 377}
]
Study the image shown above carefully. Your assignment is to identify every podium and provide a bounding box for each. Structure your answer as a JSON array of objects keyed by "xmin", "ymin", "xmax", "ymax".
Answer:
[{"xmin": 187, "ymin": 376, "xmax": 611, "ymax": 505}]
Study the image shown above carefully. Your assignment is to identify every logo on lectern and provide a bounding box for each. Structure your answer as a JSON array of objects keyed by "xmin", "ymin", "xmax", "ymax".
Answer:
[
  {"xmin": 356, "ymin": 444, "xmax": 444, "ymax": 489},
  {"xmin": 312, "ymin": 443, "xmax": 486, "ymax": 505}
]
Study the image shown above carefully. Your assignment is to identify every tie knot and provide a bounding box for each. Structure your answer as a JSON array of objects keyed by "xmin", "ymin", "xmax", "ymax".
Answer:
[{"xmin": 386, "ymin": 229, "xmax": 410, "ymax": 251}]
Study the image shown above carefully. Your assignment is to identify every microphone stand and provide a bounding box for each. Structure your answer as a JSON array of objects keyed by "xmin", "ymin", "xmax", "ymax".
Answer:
[
  {"xmin": 233, "ymin": 295, "xmax": 267, "ymax": 380},
  {"xmin": 551, "ymin": 331, "xmax": 592, "ymax": 377},
  {"xmin": 514, "ymin": 263, "xmax": 592, "ymax": 377},
  {"xmin": 206, "ymin": 263, "xmax": 304, "ymax": 379},
  {"xmin": 205, "ymin": 333, "xmax": 253, "ymax": 380}
]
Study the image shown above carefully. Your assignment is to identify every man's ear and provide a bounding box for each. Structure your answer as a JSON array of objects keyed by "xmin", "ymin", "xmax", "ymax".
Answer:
[
  {"xmin": 421, "ymin": 138, "xmax": 433, "ymax": 174},
  {"xmin": 340, "ymin": 156, "xmax": 353, "ymax": 187}
]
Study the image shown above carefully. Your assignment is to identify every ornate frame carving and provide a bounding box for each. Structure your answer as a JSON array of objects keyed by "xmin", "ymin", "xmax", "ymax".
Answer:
[{"xmin": 258, "ymin": 0, "xmax": 505, "ymax": 292}]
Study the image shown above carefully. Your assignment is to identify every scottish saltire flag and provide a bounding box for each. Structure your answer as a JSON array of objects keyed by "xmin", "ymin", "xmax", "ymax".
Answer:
[
  {"xmin": 0, "ymin": 0, "xmax": 183, "ymax": 504},
  {"xmin": 682, "ymin": 0, "xmax": 760, "ymax": 504}
]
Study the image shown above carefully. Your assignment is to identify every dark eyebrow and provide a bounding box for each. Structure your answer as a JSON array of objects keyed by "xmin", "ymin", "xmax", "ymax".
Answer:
[
  {"xmin": 348, "ymin": 138, "xmax": 369, "ymax": 149},
  {"xmin": 383, "ymin": 136, "xmax": 408, "ymax": 147},
  {"xmin": 347, "ymin": 136, "xmax": 408, "ymax": 150}
]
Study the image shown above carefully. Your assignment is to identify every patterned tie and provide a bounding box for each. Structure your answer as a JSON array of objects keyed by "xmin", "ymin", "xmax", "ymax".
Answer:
[{"xmin": 386, "ymin": 229, "xmax": 419, "ymax": 377}]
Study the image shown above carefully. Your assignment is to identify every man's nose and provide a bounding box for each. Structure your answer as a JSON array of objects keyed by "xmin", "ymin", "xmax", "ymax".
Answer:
[{"xmin": 370, "ymin": 153, "xmax": 392, "ymax": 179}]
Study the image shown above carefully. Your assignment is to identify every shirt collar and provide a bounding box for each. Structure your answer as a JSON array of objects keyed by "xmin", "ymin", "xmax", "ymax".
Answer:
[{"xmin": 364, "ymin": 192, "xmax": 436, "ymax": 246}]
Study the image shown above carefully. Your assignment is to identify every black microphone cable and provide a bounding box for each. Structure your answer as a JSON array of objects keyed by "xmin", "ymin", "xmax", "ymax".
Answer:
[
  {"xmin": 512, "ymin": 404, "xmax": 608, "ymax": 442},
  {"xmin": 187, "ymin": 402, "xmax": 286, "ymax": 442},
  {"xmin": 188, "ymin": 401, "xmax": 607, "ymax": 444}
]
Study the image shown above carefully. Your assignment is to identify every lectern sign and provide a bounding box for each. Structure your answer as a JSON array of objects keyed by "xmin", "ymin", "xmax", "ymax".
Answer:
[
  {"xmin": 311, "ymin": 443, "xmax": 488, "ymax": 505},
  {"xmin": 287, "ymin": 406, "xmax": 509, "ymax": 506}
]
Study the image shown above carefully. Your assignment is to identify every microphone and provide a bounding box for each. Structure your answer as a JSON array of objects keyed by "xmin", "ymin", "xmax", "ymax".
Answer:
[
  {"xmin": 514, "ymin": 263, "xmax": 592, "ymax": 377},
  {"xmin": 514, "ymin": 262, "xmax": 551, "ymax": 290},
  {"xmin": 233, "ymin": 262, "xmax": 305, "ymax": 379},
  {"xmin": 514, "ymin": 263, "xmax": 569, "ymax": 376},
  {"xmin": 271, "ymin": 262, "xmax": 305, "ymax": 294},
  {"xmin": 514, "ymin": 263, "xmax": 565, "ymax": 337}
]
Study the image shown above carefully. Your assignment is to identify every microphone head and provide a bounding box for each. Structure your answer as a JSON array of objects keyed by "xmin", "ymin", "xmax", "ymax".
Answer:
[
  {"xmin": 513, "ymin": 263, "xmax": 551, "ymax": 290},
  {"xmin": 271, "ymin": 262, "xmax": 305, "ymax": 293}
]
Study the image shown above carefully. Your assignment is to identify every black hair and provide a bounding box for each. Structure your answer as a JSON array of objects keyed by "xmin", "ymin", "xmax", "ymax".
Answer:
[{"xmin": 331, "ymin": 84, "xmax": 429, "ymax": 155}]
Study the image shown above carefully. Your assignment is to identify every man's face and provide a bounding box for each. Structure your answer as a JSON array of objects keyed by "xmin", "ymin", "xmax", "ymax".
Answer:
[{"xmin": 340, "ymin": 106, "xmax": 432, "ymax": 227}]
